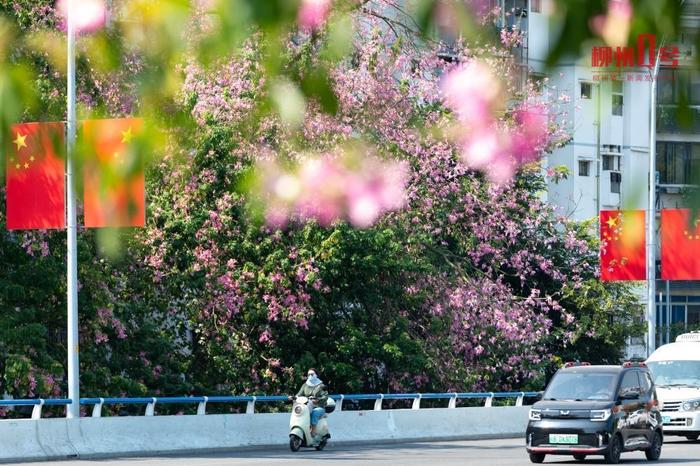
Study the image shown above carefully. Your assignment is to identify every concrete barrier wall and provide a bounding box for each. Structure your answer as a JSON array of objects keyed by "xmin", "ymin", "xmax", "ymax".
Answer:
[{"xmin": 0, "ymin": 406, "xmax": 529, "ymax": 463}]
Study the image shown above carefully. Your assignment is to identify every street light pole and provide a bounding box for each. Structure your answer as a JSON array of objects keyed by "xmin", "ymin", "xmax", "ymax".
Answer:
[
  {"xmin": 595, "ymin": 82, "xmax": 601, "ymax": 216},
  {"xmin": 66, "ymin": 0, "xmax": 80, "ymax": 419},
  {"xmin": 646, "ymin": 45, "xmax": 662, "ymax": 357}
]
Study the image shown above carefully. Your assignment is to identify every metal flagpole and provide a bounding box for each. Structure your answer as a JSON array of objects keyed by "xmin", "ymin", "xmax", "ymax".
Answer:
[
  {"xmin": 647, "ymin": 44, "xmax": 662, "ymax": 357},
  {"xmin": 66, "ymin": 0, "xmax": 80, "ymax": 419}
]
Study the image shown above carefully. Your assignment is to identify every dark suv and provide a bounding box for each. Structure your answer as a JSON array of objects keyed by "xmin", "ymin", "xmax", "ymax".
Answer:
[{"xmin": 526, "ymin": 362, "xmax": 663, "ymax": 464}]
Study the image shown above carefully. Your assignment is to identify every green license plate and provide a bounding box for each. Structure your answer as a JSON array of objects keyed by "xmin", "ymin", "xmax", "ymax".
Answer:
[
  {"xmin": 549, "ymin": 434, "xmax": 578, "ymax": 444},
  {"xmin": 662, "ymin": 416, "xmax": 671, "ymax": 424}
]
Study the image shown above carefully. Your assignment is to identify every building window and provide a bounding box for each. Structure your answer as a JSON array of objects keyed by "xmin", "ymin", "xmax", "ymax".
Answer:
[
  {"xmin": 603, "ymin": 154, "xmax": 621, "ymax": 171},
  {"xmin": 658, "ymin": 69, "xmax": 675, "ymax": 104},
  {"xmin": 531, "ymin": 0, "xmax": 541, "ymax": 13},
  {"xmin": 578, "ymin": 160, "xmax": 591, "ymax": 176},
  {"xmin": 656, "ymin": 142, "xmax": 700, "ymax": 185},
  {"xmin": 610, "ymin": 172, "xmax": 621, "ymax": 193},
  {"xmin": 529, "ymin": 72, "xmax": 546, "ymax": 90},
  {"xmin": 612, "ymin": 80, "xmax": 623, "ymax": 116},
  {"xmin": 689, "ymin": 305, "xmax": 700, "ymax": 326},
  {"xmin": 657, "ymin": 69, "xmax": 700, "ymax": 105},
  {"xmin": 580, "ymin": 82, "xmax": 592, "ymax": 100}
]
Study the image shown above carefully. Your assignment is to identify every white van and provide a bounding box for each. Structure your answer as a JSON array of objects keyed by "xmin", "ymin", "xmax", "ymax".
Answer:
[{"xmin": 646, "ymin": 331, "xmax": 700, "ymax": 440}]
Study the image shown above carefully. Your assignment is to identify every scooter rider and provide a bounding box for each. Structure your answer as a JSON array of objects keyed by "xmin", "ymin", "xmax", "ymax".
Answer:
[{"xmin": 294, "ymin": 368, "xmax": 328, "ymax": 437}]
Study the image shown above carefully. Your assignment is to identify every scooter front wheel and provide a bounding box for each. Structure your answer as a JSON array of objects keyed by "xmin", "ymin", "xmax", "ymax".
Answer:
[{"xmin": 289, "ymin": 434, "xmax": 302, "ymax": 452}]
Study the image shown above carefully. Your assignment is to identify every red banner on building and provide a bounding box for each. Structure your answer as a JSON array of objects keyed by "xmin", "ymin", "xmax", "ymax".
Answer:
[
  {"xmin": 600, "ymin": 210, "xmax": 646, "ymax": 281},
  {"xmin": 82, "ymin": 118, "xmax": 145, "ymax": 228},
  {"xmin": 5, "ymin": 122, "xmax": 66, "ymax": 230},
  {"xmin": 661, "ymin": 209, "xmax": 700, "ymax": 280}
]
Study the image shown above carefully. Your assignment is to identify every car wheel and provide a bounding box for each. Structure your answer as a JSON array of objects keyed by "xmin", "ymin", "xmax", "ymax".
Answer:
[
  {"xmin": 574, "ymin": 454, "xmax": 587, "ymax": 461},
  {"xmin": 686, "ymin": 434, "xmax": 699, "ymax": 441},
  {"xmin": 289, "ymin": 434, "xmax": 302, "ymax": 452},
  {"xmin": 645, "ymin": 431, "xmax": 662, "ymax": 461},
  {"xmin": 604, "ymin": 434, "xmax": 622, "ymax": 464},
  {"xmin": 529, "ymin": 453, "xmax": 545, "ymax": 463}
]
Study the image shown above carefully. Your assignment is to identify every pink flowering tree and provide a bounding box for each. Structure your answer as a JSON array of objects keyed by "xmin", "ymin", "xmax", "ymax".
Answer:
[
  {"xmin": 129, "ymin": 13, "xmax": 642, "ymax": 396},
  {"xmin": 0, "ymin": 0, "xmax": 645, "ymax": 403}
]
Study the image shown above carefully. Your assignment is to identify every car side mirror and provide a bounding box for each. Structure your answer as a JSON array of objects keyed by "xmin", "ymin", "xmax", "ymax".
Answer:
[{"xmin": 618, "ymin": 390, "xmax": 641, "ymax": 400}]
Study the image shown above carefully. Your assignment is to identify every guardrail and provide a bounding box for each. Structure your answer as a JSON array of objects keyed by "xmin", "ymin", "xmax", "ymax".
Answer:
[
  {"xmin": 0, "ymin": 391, "xmax": 541, "ymax": 419},
  {"xmin": 0, "ymin": 392, "xmax": 539, "ymax": 461}
]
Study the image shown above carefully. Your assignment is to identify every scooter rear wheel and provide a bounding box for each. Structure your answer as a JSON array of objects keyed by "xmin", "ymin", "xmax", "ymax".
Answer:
[
  {"xmin": 315, "ymin": 437, "xmax": 328, "ymax": 451},
  {"xmin": 289, "ymin": 434, "xmax": 302, "ymax": 452}
]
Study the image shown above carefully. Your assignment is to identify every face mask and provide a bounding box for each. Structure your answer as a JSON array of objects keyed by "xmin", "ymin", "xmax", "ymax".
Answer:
[{"xmin": 306, "ymin": 372, "xmax": 320, "ymax": 385}]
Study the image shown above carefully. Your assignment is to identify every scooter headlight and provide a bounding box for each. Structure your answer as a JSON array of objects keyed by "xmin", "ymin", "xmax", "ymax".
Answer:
[{"xmin": 294, "ymin": 405, "xmax": 302, "ymax": 415}]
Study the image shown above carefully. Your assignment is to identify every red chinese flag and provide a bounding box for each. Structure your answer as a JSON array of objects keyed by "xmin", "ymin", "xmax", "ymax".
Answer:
[
  {"xmin": 83, "ymin": 118, "xmax": 145, "ymax": 228},
  {"xmin": 600, "ymin": 210, "xmax": 646, "ymax": 281},
  {"xmin": 5, "ymin": 122, "xmax": 65, "ymax": 230},
  {"xmin": 661, "ymin": 209, "xmax": 700, "ymax": 280}
]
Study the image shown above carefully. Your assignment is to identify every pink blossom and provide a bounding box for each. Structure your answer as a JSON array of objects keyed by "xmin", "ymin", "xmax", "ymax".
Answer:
[
  {"xmin": 510, "ymin": 104, "xmax": 549, "ymax": 163},
  {"xmin": 112, "ymin": 318, "xmax": 128, "ymax": 339},
  {"xmin": 56, "ymin": 0, "xmax": 107, "ymax": 33},
  {"xmin": 500, "ymin": 27, "xmax": 525, "ymax": 48},
  {"xmin": 27, "ymin": 373, "xmax": 37, "ymax": 397},
  {"xmin": 298, "ymin": 0, "xmax": 332, "ymax": 31},
  {"xmin": 461, "ymin": 129, "xmax": 503, "ymax": 169},
  {"xmin": 590, "ymin": 0, "xmax": 633, "ymax": 47},
  {"xmin": 441, "ymin": 60, "xmax": 502, "ymax": 126},
  {"xmin": 94, "ymin": 330, "xmax": 108, "ymax": 344},
  {"xmin": 258, "ymin": 329, "xmax": 272, "ymax": 344},
  {"xmin": 348, "ymin": 195, "xmax": 381, "ymax": 228},
  {"xmin": 256, "ymin": 154, "xmax": 406, "ymax": 229}
]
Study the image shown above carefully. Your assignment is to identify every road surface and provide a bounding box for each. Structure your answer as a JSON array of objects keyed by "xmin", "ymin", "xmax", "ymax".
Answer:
[{"xmin": 24, "ymin": 437, "xmax": 700, "ymax": 465}]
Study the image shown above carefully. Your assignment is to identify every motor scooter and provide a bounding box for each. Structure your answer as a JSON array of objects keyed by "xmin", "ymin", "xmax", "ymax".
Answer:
[{"xmin": 289, "ymin": 395, "xmax": 335, "ymax": 451}]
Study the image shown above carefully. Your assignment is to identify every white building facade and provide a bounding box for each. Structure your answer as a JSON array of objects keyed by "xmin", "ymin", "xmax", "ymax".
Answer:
[{"xmin": 504, "ymin": 0, "xmax": 700, "ymax": 352}]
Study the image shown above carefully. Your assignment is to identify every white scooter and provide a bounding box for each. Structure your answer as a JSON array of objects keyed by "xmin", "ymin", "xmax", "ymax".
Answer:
[{"xmin": 289, "ymin": 395, "xmax": 335, "ymax": 451}]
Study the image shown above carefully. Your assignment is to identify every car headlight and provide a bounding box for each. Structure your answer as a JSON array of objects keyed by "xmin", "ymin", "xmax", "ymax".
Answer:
[
  {"xmin": 682, "ymin": 399, "xmax": 700, "ymax": 412},
  {"xmin": 529, "ymin": 409, "xmax": 542, "ymax": 421},
  {"xmin": 294, "ymin": 405, "xmax": 302, "ymax": 415},
  {"xmin": 590, "ymin": 409, "xmax": 611, "ymax": 422}
]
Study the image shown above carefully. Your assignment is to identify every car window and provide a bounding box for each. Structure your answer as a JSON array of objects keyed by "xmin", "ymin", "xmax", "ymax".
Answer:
[
  {"xmin": 543, "ymin": 371, "xmax": 617, "ymax": 401},
  {"xmin": 647, "ymin": 360, "xmax": 700, "ymax": 388},
  {"xmin": 618, "ymin": 371, "xmax": 641, "ymax": 399},
  {"xmin": 639, "ymin": 371, "xmax": 653, "ymax": 396}
]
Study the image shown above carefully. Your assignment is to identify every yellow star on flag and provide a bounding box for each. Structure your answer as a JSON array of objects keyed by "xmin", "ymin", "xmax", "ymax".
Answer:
[
  {"xmin": 606, "ymin": 216, "xmax": 618, "ymax": 229},
  {"xmin": 29, "ymin": 155, "xmax": 35, "ymax": 162},
  {"xmin": 13, "ymin": 132, "xmax": 27, "ymax": 151},
  {"xmin": 23, "ymin": 162, "xmax": 29, "ymax": 169},
  {"xmin": 15, "ymin": 163, "xmax": 20, "ymax": 169},
  {"xmin": 683, "ymin": 219, "xmax": 700, "ymax": 240},
  {"xmin": 121, "ymin": 127, "xmax": 133, "ymax": 144}
]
